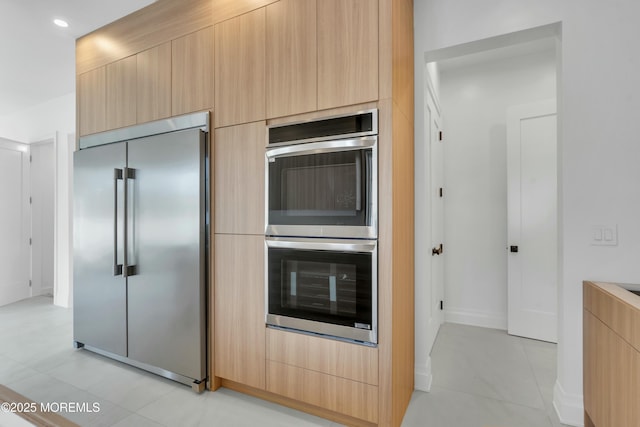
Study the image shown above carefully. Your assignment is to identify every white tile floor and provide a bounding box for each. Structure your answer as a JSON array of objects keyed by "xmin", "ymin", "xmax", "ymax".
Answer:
[{"xmin": 0, "ymin": 297, "xmax": 569, "ymax": 427}]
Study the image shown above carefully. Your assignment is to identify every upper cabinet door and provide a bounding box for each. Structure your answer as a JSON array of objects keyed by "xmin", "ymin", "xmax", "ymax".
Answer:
[
  {"xmin": 317, "ymin": 0, "xmax": 378, "ymax": 110},
  {"xmin": 214, "ymin": 8, "xmax": 266, "ymax": 128},
  {"xmin": 172, "ymin": 27, "xmax": 214, "ymax": 116},
  {"xmin": 266, "ymin": 0, "xmax": 317, "ymax": 119},
  {"xmin": 106, "ymin": 56, "xmax": 137, "ymax": 130},
  {"xmin": 137, "ymin": 42, "xmax": 172, "ymax": 124},
  {"xmin": 214, "ymin": 121, "xmax": 265, "ymax": 235},
  {"xmin": 78, "ymin": 67, "xmax": 106, "ymax": 136}
]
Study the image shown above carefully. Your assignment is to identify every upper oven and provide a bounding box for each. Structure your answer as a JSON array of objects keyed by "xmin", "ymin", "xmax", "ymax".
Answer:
[{"xmin": 266, "ymin": 109, "xmax": 378, "ymax": 239}]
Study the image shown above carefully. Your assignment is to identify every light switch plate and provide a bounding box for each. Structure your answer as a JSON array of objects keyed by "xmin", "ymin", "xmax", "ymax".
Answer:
[{"xmin": 591, "ymin": 224, "xmax": 618, "ymax": 246}]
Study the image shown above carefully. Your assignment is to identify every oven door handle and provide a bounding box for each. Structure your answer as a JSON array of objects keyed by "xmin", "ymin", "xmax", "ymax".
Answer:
[
  {"xmin": 266, "ymin": 136, "xmax": 377, "ymax": 160},
  {"xmin": 266, "ymin": 237, "xmax": 377, "ymax": 253}
]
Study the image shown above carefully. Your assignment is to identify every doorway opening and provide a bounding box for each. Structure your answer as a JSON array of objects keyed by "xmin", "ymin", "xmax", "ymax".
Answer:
[
  {"xmin": 30, "ymin": 138, "xmax": 56, "ymax": 298},
  {"xmin": 415, "ymin": 22, "xmax": 562, "ymax": 390}
]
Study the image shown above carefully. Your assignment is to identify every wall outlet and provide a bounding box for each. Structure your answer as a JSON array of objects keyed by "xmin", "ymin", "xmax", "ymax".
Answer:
[{"xmin": 591, "ymin": 224, "xmax": 618, "ymax": 246}]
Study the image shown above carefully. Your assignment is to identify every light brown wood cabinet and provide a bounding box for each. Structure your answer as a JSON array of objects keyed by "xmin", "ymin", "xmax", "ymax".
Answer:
[
  {"xmin": 265, "ymin": 0, "xmax": 317, "ymax": 118},
  {"xmin": 214, "ymin": 8, "xmax": 266, "ymax": 128},
  {"xmin": 78, "ymin": 67, "xmax": 106, "ymax": 136},
  {"xmin": 214, "ymin": 121, "xmax": 265, "ymax": 235},
  {"xmin": 317, "ymin": 0, "xmax": 379, "ymax": 110},
  {"xmin": 214, "ymin": 234, "xmax": 265, "ymax": 390},
  {"xmin": 172, "ymin": 27, "xmax": 214, "ymax": 116},
  {"xmin": 267, "ymin": 361, "xmax": 379, "ymax": 423},
  {"xmin": 77, "ymin": 0, "xmax": 415, "ymax": 424},
  {"xmin": 137, "ymin": 42, "xmax": 172, "ymax": 123},
  {"xmin": 583, "ymin": 281, "xmax": 640, "ymax": 427},
  {"xmin": 106, "ymin": 56, "xmax": 137, "ymax": 130},
  {"xmin": 266, "ymin": 328, "xmax": 378, "ymax": 385}
]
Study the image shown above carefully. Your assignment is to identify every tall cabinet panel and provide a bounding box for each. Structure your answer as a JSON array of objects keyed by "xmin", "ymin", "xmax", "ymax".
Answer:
[
  {"xmin": 214, "ymin": 8, "xmax": 266, "ymax": 127},
  {"xmin": 317, "ymin": 0, "xmax": 378, "ymax": 110},
  {"xmin": 78, "ymin": 67, "xmax": 106, "ymax": 136},
  {"xmin": 106, "ymin": 56, "xmax": 137, "ymax": 130},
  {"xmin": 137, "ymin": 42, "xmax": 172, "ymax": 123},
  {"xmin": 265, "ymin": 0, "xmax": 317, "ymax": 118},
  {"xmin": 214, "ymin": 234, "xmax": 265, "ymax": 389},
  {"xmin": 214, "ymin": 121, "xmax": 265, "ymax": 235},
  {"xmin": 172, "ymin": 27, "xmax": 214, "ymax": 116}
]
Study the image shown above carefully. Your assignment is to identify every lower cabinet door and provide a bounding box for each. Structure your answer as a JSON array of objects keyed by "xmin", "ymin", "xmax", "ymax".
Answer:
[
  {"xmin": 214, "ymin": 234, "xmax": 266, "ymax": 389},
  {"xmin": 266, "ymin": 361, "xmax": 378, "ymax": 423}
]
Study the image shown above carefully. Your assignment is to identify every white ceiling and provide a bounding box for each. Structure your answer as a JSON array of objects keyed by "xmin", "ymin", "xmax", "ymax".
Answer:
[{"xmin": 0, "ymin": 0, "xmax": 156, "ymax": 116}]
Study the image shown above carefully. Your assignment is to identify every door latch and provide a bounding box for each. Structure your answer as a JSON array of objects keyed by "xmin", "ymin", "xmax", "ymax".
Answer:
[{"xmin": 432, "ymin": 243, "xmax": 443, "ymax": 256}]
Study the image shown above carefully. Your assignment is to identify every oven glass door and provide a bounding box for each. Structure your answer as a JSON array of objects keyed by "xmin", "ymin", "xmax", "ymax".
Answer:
[
  {"xmin": 267, "ymin": 239, "xmax": 376, "ymax": 343},
  {"xmin": 266, "ymin": 137, "xmax": 376, "ymax": 238}
]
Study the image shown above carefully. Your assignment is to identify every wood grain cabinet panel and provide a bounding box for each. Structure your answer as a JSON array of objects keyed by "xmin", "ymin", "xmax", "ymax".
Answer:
[
  {"xmin": 266, "ymin": 0, "xmax": 317, "ymax": 118},
  {"xmin": 317, "ymin": 0, "xmax": 378, "ymax": 110},
  {"xmin": 583, "ymin": 281, "xmax": 640, "ymax": 427},
  {"xmin": 267, "ymin": 361, "xmax": 378, "ymax": 423},
  {"xmin": 213, "ymin": 0, "xmax": 278, "ymax": 24},
  {"xmin": 267, "ymin": 328, "xmax": 378, "ymax": 385},
  {"xmin": 78, "ymin": 67, "xmax": 106, "ymax": 136},
  {"xmin": 172, "ymin": 27, "xmax": 214, "ymax": 116},
  {"xmin": 137, "ymin": 42, "xmax": 172, "ymax": 123},
  {"xmin": 214, "ymin": 234, "xmax": 265, "ymax": 390},
  {"xmin": 214, "ymin": 8, "xmax": 266, "ymax": 128},
  {"xmin": 214, "ymin": 121, "xmax": 265, "ymax": 235},
  {"xmin": 106, "ymin": 56, "xmax": 137, "ymax": 130}
]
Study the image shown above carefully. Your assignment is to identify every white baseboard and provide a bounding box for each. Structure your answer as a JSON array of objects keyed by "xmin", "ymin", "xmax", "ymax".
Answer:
[
  {"xmin": 444, "ymin": 308, "xmax": 507, "ymax": 330},
  {"xmin": 33, "ymin": 287, "xmax": 54, "ymax": 297},
  {"xmin": 415, "ymin": 356, "xmax": 432, "ymax": 392},
  {"xmin": 553, "ymin": 380, "xmax": 584, "ymax": 427}
]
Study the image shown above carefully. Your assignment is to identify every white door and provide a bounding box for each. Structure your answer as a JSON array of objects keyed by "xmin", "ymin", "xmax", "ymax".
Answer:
[
  {"xmin": 427, "ymin": 89, "xmax": 444, "ymax": 352},
  {"xmin": 507, "ymin": 99, "xmax": 557, "ymax": 343},
  {"xmin": 0, "ymin": 140, "xmax": 31, "ymax": 306},
  {"xmin": 31, "ymin": 140, "xmax": 56, "ymax": 296}
]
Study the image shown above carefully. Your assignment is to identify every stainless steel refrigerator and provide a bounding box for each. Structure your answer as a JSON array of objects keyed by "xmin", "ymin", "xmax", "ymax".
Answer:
[{"xmin": 73, "ymin": 112, "xmax": 208, "ymax": 391}]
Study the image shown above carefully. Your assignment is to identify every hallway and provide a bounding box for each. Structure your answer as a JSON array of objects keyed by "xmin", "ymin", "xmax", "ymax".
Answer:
[{"xmin": 407, "ymin": 323, "xmax": 568, "ymax": 427}]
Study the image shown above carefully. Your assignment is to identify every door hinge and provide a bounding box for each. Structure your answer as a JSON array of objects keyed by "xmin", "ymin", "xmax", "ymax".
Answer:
[
  {"xmin": 439, "ymin": 188, "xmax": 443, "ymax": 198},
  {"xmin": 29, "ymin": 238, "xmax": 32, "ymax": 245},
  {"xmin": 440, "ymin": 300, "xmax": 443, "ymax": 310},
  {"xmin": 439, "ymin": 131, "xmax": 443, "ymax": 141},
  {"xmin": 29, "ymin": 155, "xmax": 32, "ymax": 163},
  {"xmin": 29, "ymin": 279, "xmax": 32, "ymax": 287},
  {"xmin": 29, "ymin": 196, "xmax": 32, "ymax": 204}
]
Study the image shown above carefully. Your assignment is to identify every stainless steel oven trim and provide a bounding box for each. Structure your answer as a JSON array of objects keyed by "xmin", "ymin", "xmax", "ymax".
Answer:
[
  {"xmin": 264, "ymin": 237, "xmax": 378, "ymax": 345},
  {"xmin": 265, "ymin": 136, "xmax": 377, "ymax": 159},
  {"xmin": 266, "ymin": 108, "xmax": 378, "ymax": 148},
  {"xmin": 266, "ymin": 315, "xmax": 376, "ymax": 345},
  {"xmin": 265, "ymin": 224, "xmax": 376, "ymax": 239},
  {"xmin": 266, "ymin": 236, "xmax": 376, "ymax": 252},
  {"xmin": 264, "ymin": 137, "xmax": 378, "ymax": 239}
]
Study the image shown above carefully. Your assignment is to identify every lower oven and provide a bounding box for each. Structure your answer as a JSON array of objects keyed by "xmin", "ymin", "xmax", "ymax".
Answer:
[{"xmin": 266, "ymin": 237, "xmax": 377, "ymax": 345}]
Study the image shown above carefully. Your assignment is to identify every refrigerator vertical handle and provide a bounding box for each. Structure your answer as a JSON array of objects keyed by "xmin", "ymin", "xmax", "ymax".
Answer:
[
  {"xmin": 113, "ymin": 169, "xmax": 123, "ymax": 276},
  {"xmin": 124, "ymin": 167, "xmax": 137, "ymax": 277}
]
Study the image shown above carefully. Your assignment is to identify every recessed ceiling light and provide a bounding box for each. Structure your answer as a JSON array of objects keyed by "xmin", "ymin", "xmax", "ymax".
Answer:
[{"xmin": 53, "ymin": 19, "xmax": 69, "ymax": 28}]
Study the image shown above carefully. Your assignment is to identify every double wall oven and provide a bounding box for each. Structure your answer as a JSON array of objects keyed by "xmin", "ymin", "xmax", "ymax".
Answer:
[{"xmin": 265, "ymin": 109, "xmax": 378, "ymax": 345}]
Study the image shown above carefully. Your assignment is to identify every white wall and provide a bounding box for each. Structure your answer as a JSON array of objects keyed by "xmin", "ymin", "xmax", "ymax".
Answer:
[
  {"xmin": 0, "ymin": 92, "xmax": 75, "ymax": 309},
  {"xmin": 0, "ymin": 93, "xmax": 75, "ymax": 143},
  {"xmin": 0, "ymin": 138, "xmax": 31, "ymax": 307},
  {"xmin": 53, "ymin": 132, "xmax": 75, "ymax": 308},
  {"xmin": 416, "ymin": 1, "xmax": 640, "ymax": 425},
  {"xmin": 439, "ymin": 49, "xmax": 556, "ymax": 329}
]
